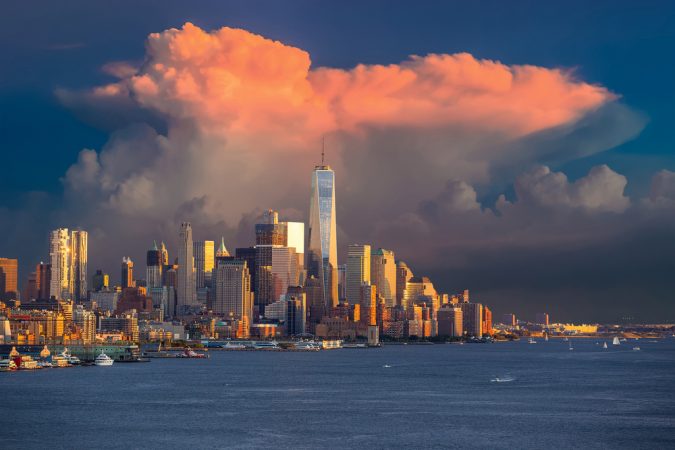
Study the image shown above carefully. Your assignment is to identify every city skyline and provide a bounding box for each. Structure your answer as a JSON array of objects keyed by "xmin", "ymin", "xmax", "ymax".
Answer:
[{"xmin": 0, "ymin": 2, "xmax": 674, "ymax": 322}]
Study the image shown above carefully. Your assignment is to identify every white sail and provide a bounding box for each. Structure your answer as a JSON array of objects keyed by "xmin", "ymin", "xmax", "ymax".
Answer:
[{"xmin": 612, "ymin": 337, "xmax": 620, "ymax": 345}]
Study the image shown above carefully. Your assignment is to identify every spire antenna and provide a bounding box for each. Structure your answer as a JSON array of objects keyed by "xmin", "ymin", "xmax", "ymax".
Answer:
[{"xmin": 321, "ymin": 136, "xmax": 325, "ymax": 165}]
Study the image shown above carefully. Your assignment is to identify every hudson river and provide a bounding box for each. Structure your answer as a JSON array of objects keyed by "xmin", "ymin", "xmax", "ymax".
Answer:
[{"xmin": 2, "ymin": 339, "xmax": 674, "ymax": 449}]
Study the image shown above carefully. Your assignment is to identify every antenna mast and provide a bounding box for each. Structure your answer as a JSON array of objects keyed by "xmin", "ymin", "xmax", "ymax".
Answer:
[{"xmin": 321, "ymin": 136, "xmax": 325, "ymax": 165}]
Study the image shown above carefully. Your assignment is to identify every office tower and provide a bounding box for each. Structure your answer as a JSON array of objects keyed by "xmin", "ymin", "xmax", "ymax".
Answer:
[
  {"xmin": 255, "ymin": 245, "xmax": 297, "ymax": 307},
  {"xmin": 337, "ymin": 264, "xmax": 347, "ymax": 301},
  {"xmin": 462, "ymin": 289, "xmax": 470, "ymax": 303},
  {"xmin": 535, "ymin": 312, "xmax": 550, "ymax": 326},
  {"xmin": 24, "ymin": 270, "xmax": 38, "ymax": 301},
  {"xmin": 120, "ymin": 257, "xmax": 134, "ymax": 288},
  {"xmin": 49, "ymin": 228, "xmax": 70, "ymax": 300},
  {"xmin": 37, "ymin": 262, "xmax": 51, "ymax": 300},
  {"xmin": 146, "ymin": 242, "xmax": 163, "ymax": 288},
  {"xmin": 403, "ymin": 276, "xmax": 438, "ymax": 310},
  {"xmin": 501, "ymin": 313, "xmax": 517, "ymax": 326},
  {"xmin": 193, "ymin": 240, "xmax": 215, "ymax": 289},
  {"xmin": 176, "ymin": 222, "xmax": 197, "ymax": 313},
  {"xmin": 73, "ymin": 305, "xmax": 96, "ymax": 344},
  {"xmin": 396, "ymin": 261, "xmax": 413, "ymax": 307},
  {"xmin": 371, "ymin": 248, "xmax": 396, "ymax": 307},
  {"xmin": 160, "ymin": 241, "xmax": 169, "ymax": 266},
  {"xmin": 459, "ymin": 302, "xmax": 483, "ymax": 337},
  {"xmin": 346, "ymin": 244, "xmax": 371, "ymax": 304},
  {"xmin": 216, "ymin": 237, "xmax": 230, "ymax": 257},
  {"xmin": 256, "ymin": 209, "xmax": 287, "ymax": 245},
  {"xmin": 285, "ymin": 221, "xmax": 305, "ymax": 282},
  {"xmin": 437, "ymin": 306, "xmax": 463, "ymax": 337},
  {"xmin": 0, "ymin": 258, "xmax": 18, "ymax": 301},
  {"xmin": 69, "ymin": 229, "xmax": 88, "ymax": 302},
  {"xmin": 360, "ymin": 283, "xmax": 377, "ymax": 326},
  {"xmin": 92, "ymin": 269, "xmax": 109, "ymax": 292},
  {"xmin": 483, "ymin": 306, "xmax": 493, "ymax": 335},
  {"xmin": 213, "ymin": 258, "xmax": 253, "ymax": 321},
  {"xmin": 306, "ymin": 163, "xmax": 338, "ymax": 310},
  {"xmin": 286, "ymin": 293, "xmax": 306, "ymax": 336},
  {"xmin": 304, "ymin": 275, "xmax": 325, "ymax": 326}
]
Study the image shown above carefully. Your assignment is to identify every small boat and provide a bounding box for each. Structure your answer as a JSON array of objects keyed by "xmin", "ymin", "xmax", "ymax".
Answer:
[
  {"xmin": 178, "ymin": 347, "xmax": 208, "ymax": 358},
  {"xmin": 0, "ymin": 359, "xmax": 18, "ymax": 371},
  {"xmin": 95, "ymin": 352, "xmax": 114, "ymax": 366},
  {"xmin": 528, "ymin": 338, "xmax": 537, "ymax": 344},
  {"xmin": 491, "ymin": 376, "xmax": 515, "ymax": 383},
  {"xmin": 545, "ymin": 335, "xmax": 549, "ymax": 342},
  {"xmin": 612, "ymin": 337, "xmax": 621, "ymax": 346},
  {"xmin": 620, "ymin": 338, "xmax": 627, "ymax": 342},
  {"xmin": 295, "ymin": 341, "xmax": 321, "ymax": 351},
  {"xmin": 632, "ymin": 347, "xmax": 641, "ymax": 351},
  {"xmin": 569, "ymin": 341, "xmax": 574, "ymax": 351},
  {"xmin": 603, "ymin": 342, "xmax": 608, "ymax": 349},
  {"xmin": 382, "ymin": 364, "xmax": 392, "ymax": 368},
  {"xmin": 563, "ymin": 337, "xmax": 569, "ymax": 342},
  {"xmin": 222, "ymin": 342, "xmax": 246, "ymax": 350}
]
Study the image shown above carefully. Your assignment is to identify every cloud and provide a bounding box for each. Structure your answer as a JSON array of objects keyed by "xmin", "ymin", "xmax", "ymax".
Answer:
[{"xmin": 28, "ymin": 22, "xmax": 673, "ymax": 321}]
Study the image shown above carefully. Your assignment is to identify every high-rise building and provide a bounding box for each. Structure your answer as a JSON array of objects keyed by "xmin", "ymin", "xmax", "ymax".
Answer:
[
  {"xmin": 285, "ymin": 221, "xmax": 305, "ymax": 282},
  {"xmin": 371, "ymin": 248, "xmax": 396, "ymax": 307},
  {"xmin": 360, "ymin": 283, "xmax": 377, "ymax": 326},
  {"xmin": 337, "ymin": 264, "xmax": 347, "ymax": 301},
  {"xmin": 306, "ymin": 163, "xmax": 338, "ymax": 311},
  {"xmin": 216, "ymin": 237, "xmax": 230, "ymax": 258},
  {"xmin": 69, "ymin": 229, "xmax": 88, "ymax": 302},
  {"xmin": 146, "ymin": 241, "xmax": 163, "ymax": 288},
  {"xmin": 92, "ymin": 269, "xmax": 109, "ymax": 292},
  {"xmin": 501, "ymin": 313, "xmax": 517, "ymax": 326},
  {"xmin": 0, "ymin": 258, "xmax": 18, "ymax": 301},
  {"xmin": 535, "ymin": 312, "xmax": 550, "ymax": 326},
  {"xmin": 176, "ymin": 222, "xmax": 197, "ymax": 313},
  {"xmin": 23, "ymin": 270, "xmax": 38, "ymax": 302},
  {"xmin": 49, "ymin": 228, "xmax": 70, "ymax": 300},
  {"xmin": 304, "ymin": 276, "xmax": 325, "ymax": 328},
  {"xmin": 37, "ymin": 262, "xmax": 51, "ymax": 300},
  {"xmin": 346, "ymin": 244, "xmax": 371, "ymax": 305},
  {"xmin": 286, "ymin": 293, "xmax": 307, "ymax": 336},
  {"xmin": 403, "ymin": 276, "xmax": 438, "ymax": 311},
  {"xmin": 255, "ymin": 209, "xmax": 287, "ymax": 246},
  {"xmin": 160, "ymin": 241, "xmax": 169, "ymax": 266},
  {"xmin": 483, "ymin": 306, "xmax": 493, "ymax": 335},
  {"xmin": 193, "ymin": 240, "xmax": 215, "ymax": 289},
  {"xmin": 437, "ymin": 306, "xmax": 463, "ymax": 337},
  {"xmin": 121, "ymin": 257, "xmax": 134, "ymax": 288},
  {"xmin": 396, "ymin": 261, "xmax": 413, "ymax": 308},
  {"xmin": 460, "ymin": 302, "xmax": 483, "ymax": 337},
  {"xmin": 212, "ymin": 258, "xmax": 253, "ymax": 322}
]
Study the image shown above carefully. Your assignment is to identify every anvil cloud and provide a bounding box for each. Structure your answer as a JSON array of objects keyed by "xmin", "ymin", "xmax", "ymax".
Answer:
[{"xmin": 47, "ymin": 23, "xmax": 672, "ymax": 321}]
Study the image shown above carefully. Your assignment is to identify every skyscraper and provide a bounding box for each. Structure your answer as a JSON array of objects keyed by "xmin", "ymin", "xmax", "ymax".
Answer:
[
  {"xmin": 285, "ymin": 221, "xmax": 305, "ymax": 282},
  {"xmin": 0, "ymin": 258, "xmax": 18, "ymax": 301},
  {"xmin": 69, "ymin": 229, "xmax": 88, "ymax": 302},
  {"xmin": 176, "ymin": 222, "xmax": 197, "ymax": 313},
  {"xmin": 37, "ymin": 262, "xmax": 51, "ymax": 300},
  {"xmin": 49, "ymin": 228, "xmax": 70, "ymax": 300},
  {"xmin": 213, "ymin": 258, "xmax": 253, "ymax": 322},
  {"xmin": 160, "ymin": 241, "xmax": 169, "ymax": 266},
  {"xmin": 396, "ymin": 261, "xmax": 413, "ymax": 308},
  {"xmin": 306, "ymin": 164, "xmax": 338, "ymax": 311},
  {"xmin": 146, "ymin": 241, "xmax": 163, "ymax": 288},
  {"xmin": 347, "ymin": 244, "xmax": 371, "ymax": 305},
  {"xmin": 371, "ymin": 248, "xmax": 396, "ymax": 307},
  {"xmin": 121, "ymin": 257, "xmax": 134, "ymax": 288},
  {"xmin": 92, "ymin": 269, "xmax": 109, "ymax": 292},
  {"xmin": 193, "ymin": 240, "xmax": 215, "ymax": 289}
]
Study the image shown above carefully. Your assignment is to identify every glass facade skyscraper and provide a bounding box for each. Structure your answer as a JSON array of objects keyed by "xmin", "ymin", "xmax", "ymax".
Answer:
[{"xmin": 306, "ymin": 165, "xmax": 338, "ymax": 311}]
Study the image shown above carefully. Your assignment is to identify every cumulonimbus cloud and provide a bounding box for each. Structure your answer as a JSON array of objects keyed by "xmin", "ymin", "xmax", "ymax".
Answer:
[{"xmin": 43, "ymin": 22, "xmax": 674, "ymax": 321}]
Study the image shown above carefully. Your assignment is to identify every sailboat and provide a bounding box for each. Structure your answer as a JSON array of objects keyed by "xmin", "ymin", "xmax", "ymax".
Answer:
[
  {"xmin": 569, "ymin": 341, "xmax": 574, "ymax": 351},
  {"xmin": 612, "ymin": 337, "xmax": 621, "ymax": 346},
  {"xmin": 545, "ymin": 334, "xmax": 549, "ymax": 342},
  {"xmin": 603, "ymin": 342, "xmax": 608, "ymax": 349}
]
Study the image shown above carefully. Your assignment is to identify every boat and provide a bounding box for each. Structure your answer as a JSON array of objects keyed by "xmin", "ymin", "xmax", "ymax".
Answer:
[
  {"xmin": 612, "ymin": 337, "xmax": 621, "ymax": 346},
  {"xmin": 603, "ymin": 342, "xmax": 608, "ymax": 349},
  {"xmin": 295, "ymin": 341, "xmax": 321, "ymax": 351},
  {"xmin": 569, "ymin": 341, "xmax": 574, "ymax": 351},
  {"xmin": 563, "ymin": 337, "xmax": 569, "ymax": 342},
  {"xmin": 620, "ymin": 338, "xmax": 627, "ymax": 342},
  {"xmin": 0, "ymin": 359, "xmax": 18, "ymax": 371},
  {"xmin": 382, "ymin": 364, "xmax": 392, "ymax": 368},
  {"xmin": 491, "ymin": 375, "xmax": 515, "ymax": 383},
  {"xmin": 178, "ymin": 347, "xmax": 208, "ymax": 358},
  {"xmin": 58, "ymin": 348, "xmax": 81, "ymax": 365},
  {"xmin": 95, "ymin": 352, "xmax": 114, "ymax": 366},
  {"xmin": 528, "ymin": 338, "xmax": 537, "ymax": 344},
  {"xmin": 253, "ymin": 341, "xmax": 279, "ymax": 350},
  {"xmin": 221, "ymin": 342, "xmax": 246, "ymax": 350},
  {"xmin": 632, "ymin": 346, "xmax": 641, "ymax": 351},
  {"xmin": 545, "ymin": 334, "xmax": 549, "ymax": 342}
]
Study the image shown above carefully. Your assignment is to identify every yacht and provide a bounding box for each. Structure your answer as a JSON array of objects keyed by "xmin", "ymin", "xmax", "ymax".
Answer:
[
  {"xmin": 60, "ymin": 349, "xmax": 81, "ymax": 365},
  {"xmin": 95, "ymin": 352, "xmax": 114, "ymax": 366}
]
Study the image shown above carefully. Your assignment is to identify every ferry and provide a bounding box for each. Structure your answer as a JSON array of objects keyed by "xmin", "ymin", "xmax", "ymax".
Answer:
[
  {"xmin": 253, "ymin": 341, "xmax": 279, "ymax": 350},
  {"xmin": 95, "ymin": 352, "xmax": 114, "ymax": 366},
  {"xmin": 177, "ymin": 347, "xmax": 208, "ymax": 358},
  {"xmin": 295, "ymin": 341, "xmax": 321, "ymax": 351},
  {"xmin": 221, "ymin": 342, "xmax": 246, "ymax": 350}
]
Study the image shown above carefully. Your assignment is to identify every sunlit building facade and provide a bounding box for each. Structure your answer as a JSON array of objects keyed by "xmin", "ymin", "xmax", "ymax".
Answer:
[
  {"xmin": 69, "ymin": 229, "xmax": 88, "ymax": 302},
  {"xmin": 371, "ymin": 248, "xmax": 396, "ymax": 307},
  {"xmin": 49, "ymin": 228, "xmax": 70, "ymax": 300},
  {"xmin": 306, "ymin": 165, "xmax": 338, "ymax": 311},
  {"xmin": 0, "ymin": 257, "xmax": 18, "ymax": 301},
  {"xmin": 347, "ymin": 244, "xmax": 371, "ymax": 305},
  {"xmin": 176, "ymin": 222, "xmax": 197, "ymax": 313}
]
